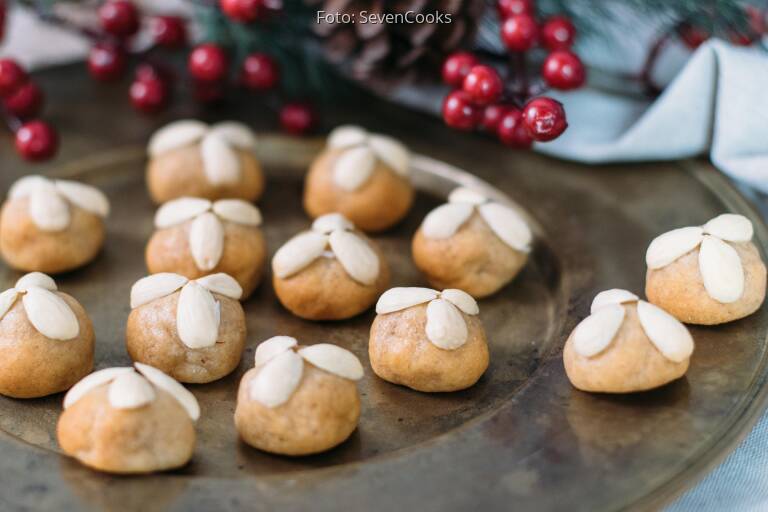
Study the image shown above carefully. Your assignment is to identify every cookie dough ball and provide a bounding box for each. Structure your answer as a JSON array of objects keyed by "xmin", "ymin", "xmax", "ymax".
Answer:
[
  {"xmin": 563, "ymin": 289, "xmax": 694, "ymax": 393},
  {"xmin": 0, "ymin": 272, "xmax": 94, "ymax": 398},
  {"xmin": 413, "ymin": 187, "xmax": 532, "ymax": 298},
  {"xmin": 147, "ymin": 198, "xmax": 266, "ymax": 298},
  {"xmin": 645, "ymin": 214, "xmax": 767, "ymax": 325},
  {"xmin": 0, "ymin": 175, "xmax": 109, "ymax": 273},
  {"xmin": 303, "ymin": 125, "xmax": 414, "ymax": 232},
  {"xmin": 369, "ymin": 287, "xmax": 489, "ymax": 392},
  {"xmin": 126, "ymin": 273, "xmax": 246, "ymax": 383},
  {"xmin": 272, "ymin": 213, "xmax": 390, "ymax": 320},
  {"xmin": 235, "ymin": 336, "xmax": 363, "ymax": 456},
  {"xmin": 146, "ymin": 120, "xmax": 264, "ymax": 204},
  {"xmin": 58, "ymin": 363, "xmax": 200, "ymax": 474}
]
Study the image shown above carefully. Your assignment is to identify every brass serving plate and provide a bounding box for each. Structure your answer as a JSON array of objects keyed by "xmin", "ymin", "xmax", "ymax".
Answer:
[{"xmin": 0, "ymin": 64, "xmax": 767, "ymax": 511}]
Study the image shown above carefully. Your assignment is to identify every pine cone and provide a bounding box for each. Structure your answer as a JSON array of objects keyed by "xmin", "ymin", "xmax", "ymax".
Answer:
[{"xmin": 307, "ymin": 0, "xmax": 484, "ymax": 84}]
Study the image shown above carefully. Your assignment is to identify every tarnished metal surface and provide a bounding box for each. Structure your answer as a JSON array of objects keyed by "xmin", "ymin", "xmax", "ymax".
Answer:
[{"xmin": 0, "ymin": 64, "xmax": 767, "ymax": 511}]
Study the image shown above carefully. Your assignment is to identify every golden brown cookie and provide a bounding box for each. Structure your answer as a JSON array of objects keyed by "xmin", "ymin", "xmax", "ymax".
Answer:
[
  {"xmin": 303, "ymin": 125, "xmax": 414, "ymax": 232},
  {"xmin": 369, "ymin": 287, "xmax": 489, "ymax": 392},
  {"xmin": 413, "ymin": 187, "xmax": 532, "ymax": 298},
  {"xmin": 0, "ymin": 272, "xmax": 94, "ymax": 398},
  {"xmin": 58, "ymin": 363, "xmax": 199, "ymax": 474},
  {"xmin": 126, "ymin": 273, "xmax": 246, "ymax": 383},
  {"xmin": 563, "ymin": 289, "xmax": 694, "ymax": 393},
  {"xmin": 235, "ymin": 336, "xmax": 363, "ymax": 456},
  {"xmin": 272, "ymin": 213, "xmax": 390, "ymax": 320},
  {"xmin": 645, "ymin": 214, "xmax": 767, "ymax": 324},
  {"xmin": 146, "ymin": 120, "xmax": 264, "ymax": 204},
  {"xmin": 146, "ymin": 197, "xmax": 266, "ymax": 298},
  {"xmin": 0, "ymin": 175, "xmax": 109, "ymax": 273}
]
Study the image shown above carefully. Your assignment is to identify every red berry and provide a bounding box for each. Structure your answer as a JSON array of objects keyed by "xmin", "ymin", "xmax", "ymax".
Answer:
[
  {"xmin": 480, "ymin": 103, "xmax": 511, "ymax": 133},
  {"xmin": 220, "ymin": 0, "xmax": 263, "ymax": 23},
  {"xmin": 501, "ymin": 14, "xmax": 539, "ymax": 52},
  {"xmin": 0, "ymin": 59, "xmax": 27, "ymax": 97},
  {"xmin": 731, "ymin": 7, "xmax": 765, "ymax": 46},
  {"xmin": 98, "ymin": 1, "xmax": 140, "ymax": 38},
  {"xmin": 540, "ymin": 16, "xmax": 576, "ymax": 51},
  {"xmin": 497, "ymin": 0, "xmax": 533, "ymax": 19},
  {"xmin": 280, "ymin": 102, "xmax": 317, "ymax": 135},
  {"xmin": 441, "ymin": 51, "xmax": 478, "ymax": 88},
  {"xmin": 3, "ymin": 81, "xmax": 44, "ymax": 118},
  {"xmin": 15, "ymin": 120, "xmax": 58, "ymax": 162},
  {"xmin": 442, "ymin": 90, "xmax": 481, "ymax": 131},
  {"xmin": 497, "ymin": 109, "xmax": 533, "ymax": 148},
  {"xmin": 522, "ymin": 97, "xmax": 567, "ymax": 142},
  {"xmin": 130, "ymin": 77, "xmax": 168, "ymax": 113},
  {"xmin": 150, "ymin": 16, "xmax": 187, "ymax": 48},
  {"xmin": 87, "ymin": 43, "xmax": 127, "ymax": 82},
  {"xmin": 677, "ymin": 23, "xmax": 709, "ymax": 49},
  {"xmin": 542, "ymin": 50, "xmax": 585, "ymax": 90},
  {"xmin": 241, "ymin": 53, "xmax": 279, "ymax": 91},
  {"xmin": 188, "ymin": 44, "xmax": 228, "ymax": 82},
  {"xmin": 462, "ymin": 65, "xmax": 503, "ymax": 106}
]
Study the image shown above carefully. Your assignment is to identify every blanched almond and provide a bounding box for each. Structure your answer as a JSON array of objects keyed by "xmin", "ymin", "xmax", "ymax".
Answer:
[
  {"xmin": 333, "ymin": 146, "xmax": 376, "ymax": 191},
  {"xmin": 425, "ymin": 298, "xmax": 468, "ymax": 350},
  {"xmin": 328, "ymin": 230, "xmax": 379, "ymax": 285},
  {"xmin": 645, "ymin": 226, "xmax": 704, "ymax": 269},
  {"xmin": 703, "ymin": 214, "xmax": 753, "ymax": 242},
  {"xmin": 298, "ymin": 344, "xmax": 364, "ymax": 380},
  {"xmin": 448, "ymin": 187, "xmax": 487, "ymax": 205},
  {"xmin": 249, "ymin": 349, "xmax": 304, "ymax": 408},
  {"xmin": 368, "ymin": 134, "xmax": 409, "ymax": 176},
  {"xmin": 108, "ymin": 371, "xmax": 156, "ymax": 409},
  {"xmin": 420, "ymin": 202, "xmax": 474, "ymax": 239},
  {"xmin": 254, "ymin": 336, "xmax": 298, "ymax": 366},
  {"xmin": 130, "ymin": 273, "xmax": 188, "ymax": 308},
  {"xmin": 637, "ymin": 300, "xmax": 694, "ymax": 363},
  {"xmin": 312, "ymin": 212, "xmax": 353, "ymax": 234},
  {"xmin": 8, "ymin": 175, "xmax": 50, "ymax": 199},
  {"xmin": 15, "ymin": 272, "xmax": 56, "ymax": 292},
  {"xmin": 29, "ymin": 186, "xmax": 69, "ymax": 232},
  {"xmin": 590, "ymin": 289, "xmax": 639, "ymax": 314},
  {"xmin": 176, "ymin": 282, "xmax": 220, "ymax": 349},
  {"xmin": 195, "ymin": 273, "xmax": 243, "ymax": 300},
  {"xmin": 0, "ymin": 289, "xmax": 18, "ymax": 321},
  {"xmin": 440, "ymin": 289, "xmax": 479, "ymax": 315},
  {"xmin": 135, "ymin": 362, "xmax": 200, "ymax": 421},
  {"xmin": 272, "ymin": 231, "xmax": 328, "ymax": 279},
  {"xmin": 376, "ymin": 287, "xmax": 438, "ymax": 314},
  {"xmin": 212, "ymin": 199, "xmax": 261, "ymax": 226},
  {"xmin": 55, "ymin": 180, "xmax": 110, "ymax": 218},
  {"xmin": 189, "ymin": 212, "xmax": 224, "ymax": 271},
  {"xmin": 210, "ymin": 121, "xmax": 256, "ymax": 150},
  {"xmin": 328, "ymin": 125, "xmax": 367, "ymax": 148},
  {"xmin": 572, "ymin": 304, "xmax": 625, "ymax": 358},
  {"xmin": 154, "ymin": 197, "xmax": 211, "ymax": 228},
  {"xmin": 698, "ymin": 235, "xmax": 744, "ymax": 303},
  {"xmin": 148, "ymin": 120, "xmax": 207, "ymax": 156},
  {"xmin": 63, "ymin": 367, "xmax": 133, "ymax": 409},
  {"xmin": 22, "ymin": 287, "xmax": 79, "ymax": 340},
  {"xmin": 200, "ymin": 131, "xmax": 241, "ymax": 186},
  {"xmin": 478, "ymin": 202, "xmax": 532, "ymax": 253}
]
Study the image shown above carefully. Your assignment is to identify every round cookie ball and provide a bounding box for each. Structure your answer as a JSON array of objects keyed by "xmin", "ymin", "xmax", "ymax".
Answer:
[
  {"xmin": 0, "ymin": 272, "xmax": 94, "ymax": 398},
  {"xmin": 303, "ymin": 125, "xmax": 414, "ymax": 232},
  {"xmin": 235, "ymin": 337, "xmax": 363, "ymax": 456},
  {"xmin": 413, "ymin": 187, "xmax": 532, "ymax": 298},
  {"xmin": 0, "ymin": 175, "xmax": 109, "ymax": 273},
  {"xmin": 369, "ymin": 287, "xmax": 489, "ymax": 392},
  {"xmin": 147, "ymin": 198, "xmax": 266, "ymax": 298},
  {"xmin": 644, "ymin": 214, "xmax": 767, "ymax": 325},
  {"xmin": 272, "ymin": 213, "xmax": 390, "ymax": 320},
  {"xmin": 126, "ymin": 273, "xmax": 246, "ymax": 383},
  {"xmin": 146, "ymin": 120, "xmax": 264, "ymax": 204},
  {"xmin": 58, "ymin": 364, "xmax": 200, "ymax": 474},
  {"xmin": 563, "ymin": 289, "xmax": 694, "ymax": 393}
]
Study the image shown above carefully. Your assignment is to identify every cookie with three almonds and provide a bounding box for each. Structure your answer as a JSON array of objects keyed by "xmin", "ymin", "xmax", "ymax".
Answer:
[
  {"xmin": 126, "ymin": 273, "xmax": 246, "ymax": 383},
  {"xmin": 146, "ymin": 120, "xmax": 264, "ymax": 204},
  {"xmin": 0, "ymin": 272, "xmax": 95, "ymax": 398},
  {"xmin": 645, "ymin": 214, "xmax": 767, "ymax": 325},
  {"xmin": 235, "ymin": 336, "xmax": 363, "ymax": 456},
  {"xmin": 0, "ymin": 175, "xmax": 109, "ymax": 273},
  {"xmin": 303, "ymin": 125, "xmax": 414, "ymax": 232},
  {"xmin": 412, "ymin": 187, "xmax": 532, "ymax": 298},
  {"xmin": 57, "ymin": 363, "xmax": 199, "ymax": 474},
  {"xmin": 272, "ymin": 213, "xmax": 390, "ymax": 320},
  {"xmin": 369, "ymin": 287, "xmax": 489, "ymax": 392},
  {"xmin": 146, "ymin": 197, "xmax": 266, "ymax": 298},
  {"xmin": 563, "ymin": 289, "xmax": 694, "ymax": 393}
]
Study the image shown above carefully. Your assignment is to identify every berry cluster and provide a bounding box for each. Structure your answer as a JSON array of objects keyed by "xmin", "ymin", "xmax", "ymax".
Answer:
[
  {"xmin": 441, "ymin": 0, "xmax": 584, "ymax": 148},
  {"xmin": 0, "ymin": 59, "xmax": 58, "ymax": 161}
]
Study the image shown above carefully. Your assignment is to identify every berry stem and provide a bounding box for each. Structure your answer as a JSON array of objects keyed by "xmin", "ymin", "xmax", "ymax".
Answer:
[
  {"xmin": 639, "ymin": 31, "xmax": 670, "ymax": 97},
  {"xmin": 0, "ymin": 104, "xmax": 22, "ymax": 132}
]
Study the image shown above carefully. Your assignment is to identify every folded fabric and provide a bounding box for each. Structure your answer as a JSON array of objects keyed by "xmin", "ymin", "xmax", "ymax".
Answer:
[{"xmin": 538, "ymin": 40, "xmax": 768, "ymax": 193}]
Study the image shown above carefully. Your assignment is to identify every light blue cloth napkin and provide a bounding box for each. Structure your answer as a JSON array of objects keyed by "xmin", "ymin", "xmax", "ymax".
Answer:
[{"xmin": 668, "ymin": 409, "xmax": 768, "ymax": 511}]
